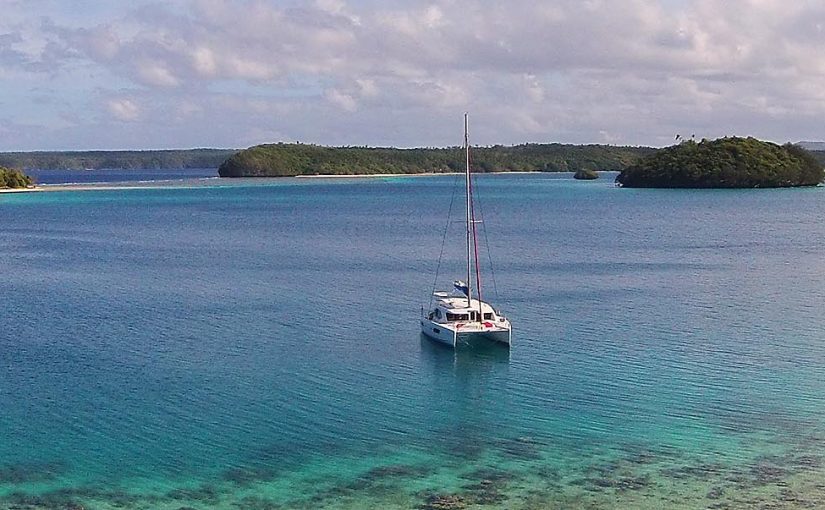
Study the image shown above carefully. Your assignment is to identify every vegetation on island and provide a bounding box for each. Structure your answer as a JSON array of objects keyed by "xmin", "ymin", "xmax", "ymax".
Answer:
[
  {"xmin": 573, "ymin": 169, "xmax": 599, "ymax": 180},
  {"xmin": 217, "ymin": 143, "xmax": 655, "ymax": 177},
  {"xmin": 0, "ymin": 149, "xmax": 237, "ymax": 171},
  {"xmin": 0, "ymin": 166, "xmax": 33, "ymax": 188},
  {"xmin": 4, "ymin": 141, "xmax": 824, "ymax": 183},
  {"xmin": 615, "ymin": 137, "xmax": 824, "ymax": 188}
]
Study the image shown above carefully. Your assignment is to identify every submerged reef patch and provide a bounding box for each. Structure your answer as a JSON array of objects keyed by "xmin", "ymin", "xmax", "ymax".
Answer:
[
  {"xmin": 231, "ymin": 495, "xmax": 283, "ymax": 510},
  {"xmin": 494, "ymin": 436, "xmax": 545, "ymax": 461},
  {"xmin": 361, "ymin": 463, "xmax": 434, "ymax": 481},
  {"xmin": 0, "ymin": 461, "xmax": 67, "ymax": 484},
  {"xmin": 222, "ymin": 465, "xmax": 280, "ymax": 486},
  {"xmin": 166, "ymin": 484, "xmax": 221, "ymax": 506},
  {"xmin": 417, "ymin": 491, "xmax": 468, "ymax": 510}
]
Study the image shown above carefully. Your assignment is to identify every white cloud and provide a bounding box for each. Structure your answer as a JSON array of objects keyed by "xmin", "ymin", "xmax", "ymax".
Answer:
[
  {"xmin": 4, "ymin": 0, "xmax": 825, "ymax": 150},
  {"xmin": 136, "ymin": 59, "xmax": 180, "ymax": 87},
  {"xmin": 107, "ymin": 98, "xmax": 140, "ymax": 121},
  {"xmin": 315, "ymin": 0, "xmax": 346, "ymax": 15},
  {"xmin": 224, "ymin": 56, "xmax": 275, "ymax": 81},
  {"xmin": 523, "ymin": 75, "xmax": 544, "ymax": 103},
  {"xmin": 325, "ymin": 88, "xmax": 357, "ymax": 112},
  {"xmin": 423, "ymin": 5, "xmax": 445, "ymax": 28},
  {"xmin": 356, "ymin": 78, "xmax": 378, "ymax": 97},
  {"xmin": 191, "ymin": 47, "xmax": 217, "ymax": 76}
]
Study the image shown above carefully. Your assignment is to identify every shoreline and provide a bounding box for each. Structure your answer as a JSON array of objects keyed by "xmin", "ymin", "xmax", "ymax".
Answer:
[
  {"xmin": 1, "ymin": 171, "xmax": 580, "ymax": 194},
  {"xmin": 292, "ymin": 171, "xmax": 551, "ymax": 178},
  {"xmin": 0, "ymin": 187, "xmax": 42, "ymax": 193}
]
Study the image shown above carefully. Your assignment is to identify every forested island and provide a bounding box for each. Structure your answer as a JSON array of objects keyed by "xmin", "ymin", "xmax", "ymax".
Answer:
[
  {"xmin": 0, "ymin": 166, "xmax": 33, "ymax": 188},
  {"xmin": 217, "ymin": 143, "xmax": 655, "ymax": 177},
  {"xmin": 573, "ymin": 169, "xmax": 599, "ymax": 180},
  {"xmin": 0, "ymin": 149, "xmax": 237, "ymax": 170},
  {"xmin": 4, "ymin": 142, "xmax": 825, "ymax": 184},
  {"xmin": 615, "ymin": 137, "xmax": 824, "ymax": 188}
]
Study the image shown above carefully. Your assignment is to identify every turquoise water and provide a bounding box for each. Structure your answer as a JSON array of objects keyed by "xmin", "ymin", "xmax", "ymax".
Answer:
[
  {"xmin": 3, "ymin": 174, "xmax": 825, "ymax": 508},
  {"xmin": 26, "ymin": 168, "xmax": 217, "ymax": 185}
]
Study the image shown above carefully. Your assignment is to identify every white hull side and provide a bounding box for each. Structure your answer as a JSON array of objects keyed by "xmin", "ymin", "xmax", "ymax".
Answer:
[
  {"xmin": 420, "ymin": 319, "xmax": 511, "ymax": 348},
  {"xmin": 420, "ymin": 319, "xmax": 457, "ymax": 347}
]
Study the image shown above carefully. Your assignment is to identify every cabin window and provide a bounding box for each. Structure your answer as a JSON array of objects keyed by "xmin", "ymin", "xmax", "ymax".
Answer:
[
  {"xmin": 483, "ymin": 313, "xmax": 493, "ymax": 320},
  {"xmin": 446, "ymin": 313, "xmax": 469, "ymax": 321},
  {"xmin": 434, "ymin": 309, "xmax": 442, "ymax": 319}
]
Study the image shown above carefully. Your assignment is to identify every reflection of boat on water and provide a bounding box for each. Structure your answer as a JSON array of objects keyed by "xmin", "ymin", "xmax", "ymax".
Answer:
[
  {"xmin": 419, "ymin": 333, "xmax": 511, "ymax": 375},
  {"xmin": 421, "ymin": 114, "xmax": 512, "ymax": 348},
  {"xmin": 418, "ymin": 333, "xmax": 511, "ymax": 452}
]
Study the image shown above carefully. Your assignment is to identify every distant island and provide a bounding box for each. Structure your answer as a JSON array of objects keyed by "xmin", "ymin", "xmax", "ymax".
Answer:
[
  {"xmin": 217, "ymin": 143, "xmax": 655, "ymax": 177},
  {"xmin": 573, "ymin": 169, "xmax": 599, "ymax": 180},
  {"xmin": 797, "ymin": 141, "xmax": 825, "ymax": 151},
  {"xmin": 0, "ymin": 166, "xmax": 33, "ymax": 188},
  {"xmin": 615, "ymin": 137, "xmax": 824, "ymax": 188},
  {"xmin": 3, "ymin": 142, "xmax": 825, "ymax": 183},
  {"xmin": 0, "ymin": 149, "xmax": 237, "ymax": 171}
]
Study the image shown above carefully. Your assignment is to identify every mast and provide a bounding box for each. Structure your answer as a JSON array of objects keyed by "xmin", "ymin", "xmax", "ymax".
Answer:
[{"xmin": 464, "ymin": 113, "xmax": 473, "ymax": 310}]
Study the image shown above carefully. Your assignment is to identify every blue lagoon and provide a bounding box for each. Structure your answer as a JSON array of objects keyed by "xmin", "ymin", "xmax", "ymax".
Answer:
[{"xmin": 3, "ymin": 174, "xmax": 825, "ymax": 508}]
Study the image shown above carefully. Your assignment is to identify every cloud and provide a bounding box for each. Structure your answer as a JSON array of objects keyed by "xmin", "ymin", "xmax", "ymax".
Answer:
[
  {"xmin": 136, "ymin": 59, "xmax": 180, "ymax": 87},
  {"xmin": 356, "ymin": 78, "xmax": 378, "ymax": 97},
  {"xmin": 325, "ymin": 88, "xmax": 357, "ymax": 112},
  {"xmin": 4, "ymin": 0, "xmax": 825, "ymax": 150},
  {"xmin": 191, "ymin": 46, "xmax": 217, "ymax": 76},
  {"xmin": 107, "ymin": 98, "xmax": 140, "ymax": 121},
  {"xmin": 60, "ymin": 24, "xmax": 121, "ymax": 60}
]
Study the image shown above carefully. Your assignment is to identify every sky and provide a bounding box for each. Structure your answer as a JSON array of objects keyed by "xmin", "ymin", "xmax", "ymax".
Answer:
[{"xmin": 1, "ymin": 0, "xmax": 825, "ymax": 151}]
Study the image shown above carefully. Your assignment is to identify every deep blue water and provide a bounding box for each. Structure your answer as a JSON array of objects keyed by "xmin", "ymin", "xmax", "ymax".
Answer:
[{"xmin": 3, "ymin": 173, "xmax": 825, "ymax": 509}]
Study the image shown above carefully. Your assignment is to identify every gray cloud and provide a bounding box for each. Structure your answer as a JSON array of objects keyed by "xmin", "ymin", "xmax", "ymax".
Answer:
[{"xmin": 2, "ymin": 0, "xmax": 825, "ymax": 150}]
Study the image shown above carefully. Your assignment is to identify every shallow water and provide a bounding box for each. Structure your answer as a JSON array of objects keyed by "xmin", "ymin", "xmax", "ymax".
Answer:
[
  {"xmin": 26, "ymin": 167, "xmax": 217, "ymax": 185},
  {"xmin": 3, "ymin": 173, "xmax": 825, "ymax": 509}
]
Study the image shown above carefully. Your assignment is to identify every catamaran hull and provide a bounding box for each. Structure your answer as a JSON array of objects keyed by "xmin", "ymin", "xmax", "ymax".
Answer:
[
  {"xmin": 420, "ymin": 320, "xmax": 511, "ymax": 348},
  {"xmin": 421, "ymin": 320, "xmax": 457, "ymax": 347},
  {"xmin": 459, "ymin": 329, "xmax": 511, "ymax": 346}
]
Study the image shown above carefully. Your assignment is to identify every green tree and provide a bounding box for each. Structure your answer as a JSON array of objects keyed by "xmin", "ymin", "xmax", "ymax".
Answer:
[
  {"xmin": 615, "ymin": 137, "xmax": 824, "ymax": 188},
  {"xmin": 0, "ymin": 166, "xmax": 33, "ymax": 188}
]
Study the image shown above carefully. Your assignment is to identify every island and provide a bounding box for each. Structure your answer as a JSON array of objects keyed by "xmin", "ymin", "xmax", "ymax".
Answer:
[
  {"xmin": 0, "ymin": 166, "xmax": 33, "ymax": 189},
  {"xmin": 573, "ymin": 169, "xmax": 599, "ymax": 180},
  {"xmin": 0, "ymin": 149, "xmax": 237, "ymax": 171},
  {"xmin": 615, "ymin": 137, "xmax": 824, "ymax": 188},
  {"xmin": 217, "ymin": 143, "xmax": 655, "ymax": 177}
]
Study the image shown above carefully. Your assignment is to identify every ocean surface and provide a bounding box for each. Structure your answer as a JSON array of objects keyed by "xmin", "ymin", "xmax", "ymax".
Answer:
[
  {"xmin": 3, "ymin": 173, "xmax": 825, "ymax": 509},
  {"xmin": 26, "ymin": 168, "xmax": 217, "ymax": 185}
]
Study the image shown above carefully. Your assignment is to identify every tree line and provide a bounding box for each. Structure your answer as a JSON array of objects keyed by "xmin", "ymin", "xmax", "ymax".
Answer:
[
  {"xmin": 218, "ymin": 143, "xmax": 656, "ymax": 177},
  {"xmin": 0, "ymin": 149, "xmax": 237, "ymax": 170}
]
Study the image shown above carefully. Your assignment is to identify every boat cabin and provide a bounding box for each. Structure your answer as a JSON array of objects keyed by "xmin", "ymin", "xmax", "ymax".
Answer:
[{"xmin": 427, "ymin": 294, "xmax": 500, "ymax": 324}]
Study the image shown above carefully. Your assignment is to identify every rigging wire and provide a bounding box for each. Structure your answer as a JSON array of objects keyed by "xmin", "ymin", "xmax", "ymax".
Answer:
[
  {"xmin": 467, "ymin": 143, "xmax": 500, "ymax": 303},
  {"xmin": 428, "ymin": 172, "xmax": 461, "ymax": 311},
  {"xmin": 468, "ymin": 147, "xmax": 483, "ymax": 305},
  {"xmin": 473, "ymin": 176, "xmax": 500, "ymax": 302}
]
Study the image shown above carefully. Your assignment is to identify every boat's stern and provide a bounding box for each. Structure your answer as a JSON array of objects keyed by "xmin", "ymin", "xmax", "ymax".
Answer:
[
  {"xmin": 455, "ymin": 319, "xmax": 511, "ymax": 346},
  {"xmin": 422, "ymin": 294, "xmax": 512, "ymax": 348}
]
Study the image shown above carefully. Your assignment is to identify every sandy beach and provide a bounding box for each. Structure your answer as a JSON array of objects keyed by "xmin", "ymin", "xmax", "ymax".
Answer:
[
  {"xmin": 0, "ymin": 171, "xmax": 581, "ymax": 196},
  {"xmin": 0, "ymin": 187, "xmax": 42, "ymax": 193}
]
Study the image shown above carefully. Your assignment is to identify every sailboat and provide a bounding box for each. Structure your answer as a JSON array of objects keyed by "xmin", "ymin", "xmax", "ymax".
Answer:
[{"xmin": 420, "ymin": 114, "xmax": 512, "ymax": 348}]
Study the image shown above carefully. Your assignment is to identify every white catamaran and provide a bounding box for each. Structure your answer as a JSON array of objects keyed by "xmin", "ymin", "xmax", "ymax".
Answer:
[{"xmin": 420, "ymin": 114, "xmax": 512, "ymax": 348}]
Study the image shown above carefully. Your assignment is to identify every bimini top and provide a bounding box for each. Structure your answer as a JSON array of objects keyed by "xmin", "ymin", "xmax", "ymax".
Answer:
[{"xmin": 433, "ymin": 295, "xmax": 496, "ymax": 313}]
